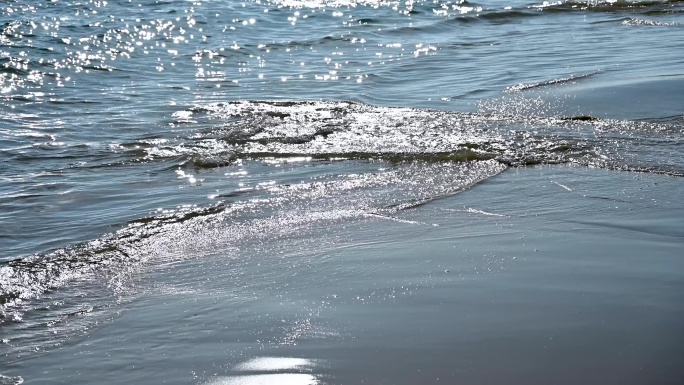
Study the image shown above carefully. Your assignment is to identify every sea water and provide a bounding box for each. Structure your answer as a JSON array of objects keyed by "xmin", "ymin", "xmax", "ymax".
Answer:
[{"xmin": 1, "ymin": 0, "xmax": 683, "ymax": 384}]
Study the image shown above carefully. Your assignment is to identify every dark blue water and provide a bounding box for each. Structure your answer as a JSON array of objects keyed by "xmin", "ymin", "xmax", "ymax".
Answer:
[{"xmin": 1, "ymin": 0, "xmax": 683, "ymax": 383}]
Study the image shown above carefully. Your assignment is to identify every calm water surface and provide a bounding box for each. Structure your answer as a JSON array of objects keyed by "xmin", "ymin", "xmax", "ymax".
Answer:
[{"xmin": 1, "ymin": 0, "xmax": 683, "ymax": 383}]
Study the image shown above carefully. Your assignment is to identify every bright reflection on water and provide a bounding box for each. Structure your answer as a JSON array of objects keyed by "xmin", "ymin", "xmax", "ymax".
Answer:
[
  {"xmin": 2, "ymin": 0, "xmax": 683, "ymax": 109},
  {"xmin": 205, "ymin": 357, "xmax": 319, "ymax": 385},
  {"xmin": 206, "ymin": 374, "xmax": 319, "ymax": 385},
  {"xmin": 235, "ymin": 357, "xmax": 314, "ymax": 371}
]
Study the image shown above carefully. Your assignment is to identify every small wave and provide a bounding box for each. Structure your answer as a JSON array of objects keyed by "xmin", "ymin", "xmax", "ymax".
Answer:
[
  {"xmin": 251, "ymin": 34, "xmax": 354, "ymax": 51},
  {"xmin": 479, "ymin": 9, "xmax": 540, "ymax": 22},
  {"xmin": 530, "ymin": 0, "xmax": 684, "ymax": 14},
  {"xmin": 561, "ymin": 115, "xmax": 599, "ymax": 121},
  {"xmin": 400, "ymin": 8, "xmax": 540, "ymax": 31},
  {"xmin": 184, "ymin": 101, "xmax": 575, "ymax": 166},
  {"xmin": 505, "ymin": 72, "xmax": 599, "ymax": 92},
  {"xmin": 621, "ymin": 17, "xmax": 682, "ymax": 25},
  {"xmin": 159, "ymin": 100, "xmax": 684, "ymax": 175}
]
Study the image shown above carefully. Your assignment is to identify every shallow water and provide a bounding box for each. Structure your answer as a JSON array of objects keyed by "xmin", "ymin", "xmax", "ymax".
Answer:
[
  {"xmin": 1, "ymin": 0, "xmax": 683, "ymax": 383},
  {"xmin": 4, "ymin": 165, "xmax": 684, "ymax": 384}
]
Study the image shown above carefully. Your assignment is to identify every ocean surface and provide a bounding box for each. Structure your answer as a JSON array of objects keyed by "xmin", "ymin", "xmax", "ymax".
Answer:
[{"xmin": 1, "ymin": 0, "xmax": 683, "ymax": 384}]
